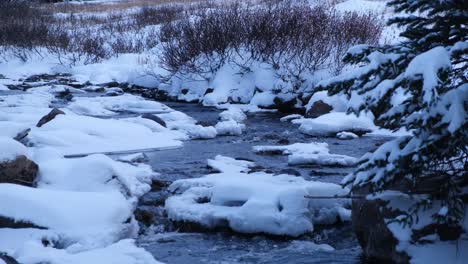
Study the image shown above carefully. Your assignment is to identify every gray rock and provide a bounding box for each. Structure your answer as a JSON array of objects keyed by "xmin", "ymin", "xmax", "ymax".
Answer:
[
  {"xmin": 36, "ymin": 108, "xmax": 65, "ymax": 128},
  {"xmin": 306, "ymin": 100, "xmax": 333, "ymax": 118},
  {"xmin": 141, "ymin": 113, "xmax": 167, "ymax": 128},
  {"xmin": 13, "ymin": 128, "xmax": 30, "ymax": 143},
  {"xmin": 0, "ymin": 155, "xmax": 38, "ymax": 186}
]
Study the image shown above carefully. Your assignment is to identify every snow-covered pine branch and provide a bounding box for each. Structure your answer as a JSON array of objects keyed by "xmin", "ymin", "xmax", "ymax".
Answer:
[{"xmin": 317, "ymin": 0, "xmax": 468, "ymax": 246}]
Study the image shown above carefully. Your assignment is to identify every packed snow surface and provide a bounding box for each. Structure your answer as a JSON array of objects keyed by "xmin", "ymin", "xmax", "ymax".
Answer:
[
  {"xmin": 294, "ymin": 112, "xmax": 376, "ymax": 136},
  {"xmin": 166, "ymin": 155, "xmax": 350, "ymax": 236},
  {"xmin": 0, "ymin": 137, "xmax": 29, "ymax": 162},
  {"xmin": 253, "ymin": 142, "xmax": 358, "ymax": 166}
]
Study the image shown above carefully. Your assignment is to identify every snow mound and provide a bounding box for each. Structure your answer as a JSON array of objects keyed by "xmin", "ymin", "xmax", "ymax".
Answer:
[
  {"xmin": 219, "ymin": 107, "xmax": 247, "ymax": 122},
  {"xmin": 207, "ymin": 155, "xmax": 254, "ymax": 173},
  {"xmin": 38, "ymin": 154, "xmax": 156, "ymax": 198},
  {"xmin": 336, "ymin": 131, "xmax": 359, "ymax": 140},
  {"xmin": 157, "ymin": 111, "xmax": 217, "ymax": 139},
  {"xmin": 67, "ymin": 94, "xmax": 172, "ymax": 116},
  {"xmin": 0, "ymin": 137, "xmax": 29, "ymax": 162},
  {"xmin": 29, "ymin": 114, "xmax": 182, "ymax": 155},
  {"xmin": 215, "ymin": 120, "xmax": 245, "ymax": 136},
  {"xmin": 12, "ymin": 237, "xmax": 161, "ymax": 264},
  {"xmin": 253, "ymin": 142, "xmax": 357, "ymax": 166},
  {"xmin": 295, "ymin": 112, "xmax": 376, "ymax": 136},
  {"xmin": 166, "ymin": 156, "xmax": 350, "ymax": 236},
  {"xmin": 0, "ymin": 183, "xmax": 133, "ymax": 245}
]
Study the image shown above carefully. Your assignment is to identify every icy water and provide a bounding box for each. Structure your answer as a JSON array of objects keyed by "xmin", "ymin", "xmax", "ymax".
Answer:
[{"xmin": 136, "ymin": 102, "xmax": 389, "ymax": 264}]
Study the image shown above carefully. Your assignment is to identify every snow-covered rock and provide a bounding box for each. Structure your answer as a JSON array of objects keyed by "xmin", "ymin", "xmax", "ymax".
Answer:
[
  {"xmin": 336, "ymin": 131, "xmax": 359, "ymax": 140},
  {"xmin": 253, "ymin": 142, "xmax": 357, "ymax": 166},
  {"xmin": 165, "ymin": 155, "xmax": 350, "ymax": 236},
  {"xmin": 67, "ymin": 94, "xmax": 172, "ymax": 117},
  {"xmin": 37, "ymin": 154, "xmax": 156, "ymax": 198},
  {"xmin": 219, "ymin": 107, "xmax": 247, "ymax": 122},
  {"xmin": 215, "ymin": 120, "xmax": 245, "ymax": 136},
  {"xmin": 29, "ymin": 114, "xmax": 182, "ymax": 156},
  {"xmin": 295, "ymin": 112, "xmax": 376, "ymax": 136},
  {"xmin": 0, "ymin": 184, "xmax": 134, "ymax": 246}
]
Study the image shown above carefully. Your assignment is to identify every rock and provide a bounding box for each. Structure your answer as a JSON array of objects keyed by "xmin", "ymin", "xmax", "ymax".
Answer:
[
  {"xmin": 352, "ymin": 186, "xmax": 410, "ymax": 263},
  {"xmin": 36, "ymin": 108, "xmax": 65, "ymax": 128},
  {"xmin": 306, "ymin": 100, "xmax": 333, "ymax": 118},
  {"xmin": 13, "ymin": 128, "xmax": 30, "ymax": 143},
  {"xmin": 277, "ymin": 138, "xmax": 290, "ymax": 145},
  {"xmin": 0, "ymin": 215, "xmax": 45, "ymax": 229},
  {"xmin": 204, "ymin": 88, "xmax": 214, "ymax": 95},
  {"xmin": 141, "ymin": 113, "xmax": 167, "ymax": 128},
  {"xmin": 0, "ymin": 155, "xmax": 39, "ymax": 186},
  {"xmin": 55, "ymin": 88, "xmax": 73, "ymax": 101},
  {"xmin": 181, "ymin": 89, "xmax": 189, "ymax": 95},
  {"xmin": 0, "ymin": 254, "xmax": 20, "ymax": 264},
  {"xmin": 273, "ymin": 96, "xmax": 298, "ymax": 113},
  {"xmin": 104, "ymin": 87, "xmax": 124, "ymax": 96}
]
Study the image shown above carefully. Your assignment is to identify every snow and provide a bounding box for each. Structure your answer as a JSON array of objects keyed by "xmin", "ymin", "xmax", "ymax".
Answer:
[
  {"xmin": 215, "ymin": 120, "xmax": 245, "ymax": 136},
  {"xmin": 336, "ymin": 131, "xmax": 358, "ymax": 140},
  {"xmin": 280, "ymin": 114, "xmax": 303, "ymax": 122},
  {"xmin": 68, "ymin": 94, "xmax": 172, "ymax": 116},
  {"xmin": 0, "ymin": 183, "xmax": 133, "ymax": 245},
  {"xmin": 29, "ymin": 114, "xmax": 182, "ymax": 156},
  {"xmin": 166, "ymin": 155, "xmax": 350, "ymax": 236},
  {"xmin": 253, "ymin": 142, "xmax": 357, "ymax": 166},
  {"xmin": 37, "ymin": 154, "xmax": 156, "ymax": 198},
  {"xmin": 13, "ymin": 239, "xmax": 162, "ymax": 264},
  {"xmin": 295, "ymin": 112, "xmax": 376, "ymax": 136},
  {"xmin": 334, "ymin": 0, "xmax": 387, "ymax": 14},
  {"xmin": 207, "ymin": 155, "xmax": 254, "ymax": 173},
  {"xmin": 305, "ymin": 91, "xmax": 347, "ymax": 113},
  {"xmin": 286, "ymin": 241, "xmax": 334, "ymax": 252},
  {"xmin": 219, "ymin": 107, "xmax": 247, "ymax": 122},
  {"xmin": 0, "ymin": 137, "xmax": 29, "ymax": 162},
  {"xmin": 405, "ymin": 47, "xmax": 451, "ymax": 105}
]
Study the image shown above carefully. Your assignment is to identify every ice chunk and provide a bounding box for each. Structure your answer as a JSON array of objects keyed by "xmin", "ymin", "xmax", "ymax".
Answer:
[{"xmin": 253, "ymin": 142, "xmax": 357, "ymax": 166}]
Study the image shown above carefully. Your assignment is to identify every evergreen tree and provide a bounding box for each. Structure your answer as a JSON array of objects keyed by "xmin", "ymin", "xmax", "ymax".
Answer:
[{"xmin": 318, "ymin": 0, "xmax": 467, "ymax": 241}]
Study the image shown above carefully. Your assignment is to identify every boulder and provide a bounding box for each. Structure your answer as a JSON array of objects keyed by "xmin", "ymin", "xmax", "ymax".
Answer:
[
  {"xmin": 306, "ymin": 100, "xmax": 333, "ymax": 118},
  {"xmin": 141, "ymin": 113, "xmax": 167, "ymax": 128},
  {"xmin": 352, "ymin": 186, "xmax": 410, "ymax": 263},
  {"xmin": 36, "ymin": 108, "xmax": 65, "ymax": 128},
  {"xmin": 273, "ymin": 96, "xmax": 298, "ymax": 113},
  {"xmin": 0, "ymin": 155, "xmax": 38, "ymax": 186}
]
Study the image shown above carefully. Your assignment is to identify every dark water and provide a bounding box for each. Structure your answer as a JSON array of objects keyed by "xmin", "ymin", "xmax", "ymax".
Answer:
[{"xmin": 136, "ymin": 102, "xmax": 389, "ymax": 264}]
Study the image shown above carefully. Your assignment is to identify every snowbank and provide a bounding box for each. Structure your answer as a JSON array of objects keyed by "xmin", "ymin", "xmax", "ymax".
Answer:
[
  {"xmin": 67, "ymin": 94, "xmax": 172, "ymax": 117},
  {"xmin": 29, "ymin": 114, "xmax": 182, "ymax": 156},
  {"xmin": 253, "ymin": 142, "xmax": 357, "ymax": 166},
  {"xmin": 38, "ymin": 154, "xmax": 156, "ymax": 198},
  {"xmin": 0, "ymin": 137, "xmax": 29, "ymax": 162},
  {"xmin": 0, "ymin": 184, "xmax": 133, "ymax": 246},
  {"xmin": 166, "ymin": 155, "xmax": 350, "ymax": 236},
  {"xmin": 294, "ymin": 112, "xmax": 376, "ymax": 136}
]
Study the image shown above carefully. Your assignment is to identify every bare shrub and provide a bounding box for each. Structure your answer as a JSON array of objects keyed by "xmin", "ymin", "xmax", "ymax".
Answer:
[
  {"xmin": 0, "ymin": 0, "xmax": 52, "ymax": 60},
  {"xmin": 159, "ymin": 0, "xmax": 383, "ymax": 85}
]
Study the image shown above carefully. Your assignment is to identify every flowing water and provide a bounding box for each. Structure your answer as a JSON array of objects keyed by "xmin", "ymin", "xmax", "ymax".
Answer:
[{"xmin": 136, "ymin": 102, "xmax": 389, "ymax": 264}]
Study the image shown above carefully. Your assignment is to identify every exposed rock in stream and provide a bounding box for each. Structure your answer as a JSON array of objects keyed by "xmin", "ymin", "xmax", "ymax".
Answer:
[
  {"xmin": 0, "ymin": 155, "xmax": 38, "ymax": 187},
  {"xmin": 36, "ymin": 108, "xmax": 65, "ymax": 127}
]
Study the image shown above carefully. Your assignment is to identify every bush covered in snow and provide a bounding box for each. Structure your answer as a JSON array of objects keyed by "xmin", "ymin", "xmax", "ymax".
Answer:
[{"xmin": 318, "ymin": 0, "xmax": 467, "ymax": 261}]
